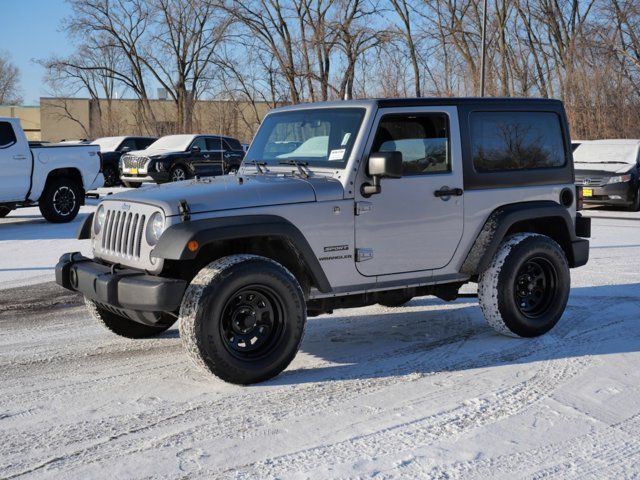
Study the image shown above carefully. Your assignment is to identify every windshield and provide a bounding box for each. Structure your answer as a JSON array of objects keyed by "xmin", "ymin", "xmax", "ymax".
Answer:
[
  {"xmin": 148, "ymin": 134, "xmax": 195, "ymax": 151},
  {"xmin": 91, "ymin": 137, "xmax": 124, "ymax": 152},
  {"xmin": 574, "ymin": 143, "xmax": 639, "ymax": 164},
  {"xmin": 245, "ymin": 108, "xmax": 365, "ymax": 168}
]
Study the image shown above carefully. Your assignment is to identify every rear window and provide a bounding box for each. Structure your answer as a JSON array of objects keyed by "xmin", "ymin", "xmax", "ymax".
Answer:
[
  {"xmin": 470, "ymin": 111, "xmax": 566, "ymax": 172},
  {"xmin": 0, "ymin": 122, "xmax": 17, "ymax": 148}
]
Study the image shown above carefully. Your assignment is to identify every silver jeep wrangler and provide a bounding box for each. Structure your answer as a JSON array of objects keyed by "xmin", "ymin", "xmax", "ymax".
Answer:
[{"xmin": 56, "ymin": 98, "xmax": 591, "ymax": 384}]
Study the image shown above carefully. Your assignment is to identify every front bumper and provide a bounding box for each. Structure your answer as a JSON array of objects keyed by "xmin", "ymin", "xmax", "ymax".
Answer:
[
  {"xmin": 120, "ymin": 173, "xmax": 169, "ymax": 184},
  {"xmin": 55, "ymin": 252, "xmax": 186, "ymax": 313},
  {"xmin": 582, "ymin": 182, "xmax": 635, "ymax": 206}
]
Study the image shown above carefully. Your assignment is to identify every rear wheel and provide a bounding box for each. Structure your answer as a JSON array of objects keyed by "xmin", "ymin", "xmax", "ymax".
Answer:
[
  {"xmin": 85, "ymin": 298, "xmax": 174, "ymax": 338},
  {"xmin": 38, "ymin": 177, "xmax": 82, "ymax": 223},
  {"xmin": 179, "ymin": 254, "xmax": 306, "ymax": 384},
  {"xmin": 478, "ymin": 233, "xmax": 570, "ymax": 338},
  {"xmin": 0, "ymin": 206, "xmax": 12, "ymax": 218}
]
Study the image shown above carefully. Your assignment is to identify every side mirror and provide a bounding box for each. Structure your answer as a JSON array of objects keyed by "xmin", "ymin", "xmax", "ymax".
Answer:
[
  {"xmin": 362, "ymin": 151, "xmax": 403, "ymax": 196},
  {"xmin": 191, "ymin": 145, "xmax": 201, "ymax": 153}
]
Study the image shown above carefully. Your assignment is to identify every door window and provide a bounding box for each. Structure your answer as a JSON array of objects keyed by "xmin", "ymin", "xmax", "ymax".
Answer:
[
  {"xmin": 372, "ymin": 114, "xmax": 449, "ymax": 175},
  {"xmin": 0, "ymin": 122, "xmax": 17, "ymax": 149},
  {"xmin": 190, "ymin": 137, "xmax": 207, "ymax": 151},
  {"xmin": 136, "ymin": 138, "xmax": 155, "ymax": 150},
  {"xmin": 118, "ymin": 138, "xmax": 137, "ymax": 151},
  {"xmin": 206, "ymin": 137, "xmax": 223, "ymax": 151}
]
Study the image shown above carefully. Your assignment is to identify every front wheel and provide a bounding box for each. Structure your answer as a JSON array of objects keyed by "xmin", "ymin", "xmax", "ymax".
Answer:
[
  {"xmin": 627, "ymin": 188, "xmax": 640, "ymax": 212},
  {"xmin": 478, "ymin": 233, "xmax": 570, "ymax": 338},
  {"xmin": 102, "ymin": 166, "xmax": 119, "ymax": 187},
  {"xmin": 179, "ymin": 255, "xmax": 306, "ymax": 384},
  {"xmin": 38, "ymin": 177, "xmax": 82, "ymax": 223},
  {"xmin": 170, "ymin": 165, "xmax": 189, "ymax": 182},
  {"xmin": 86, "ymin": 299, "xmax": 174, "ymax": 338}
]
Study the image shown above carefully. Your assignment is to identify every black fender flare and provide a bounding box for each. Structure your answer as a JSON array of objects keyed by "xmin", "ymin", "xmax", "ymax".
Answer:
[
  {"xmin": 153, "ymin": 215, "xmax": 332, "ymax": 293},
  {"xmin": 460, "ymin": 201, "xmax": 584, "ymax": 275}
]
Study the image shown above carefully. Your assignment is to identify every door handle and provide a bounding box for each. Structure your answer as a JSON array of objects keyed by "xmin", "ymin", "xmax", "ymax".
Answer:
[
  {"xmin": 13, "ymin": 154, "xmax": 27, "ymax": 160},
  {"xmin": 434, "ymin": 187, "xmax": 463, "ymax": 198}
]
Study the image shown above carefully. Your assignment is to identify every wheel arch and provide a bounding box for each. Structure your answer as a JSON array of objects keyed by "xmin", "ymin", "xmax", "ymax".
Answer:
[
  {"xmin": 154, "ymin": 215, "xmax": 332, "ymax": 294},
  {"xmin": 461, "ymin": 201, "xmax": 580, "ymax": 275},
  {"xmin": 44, "ymin": 168, "xmax": 85, "ymax": 198}
]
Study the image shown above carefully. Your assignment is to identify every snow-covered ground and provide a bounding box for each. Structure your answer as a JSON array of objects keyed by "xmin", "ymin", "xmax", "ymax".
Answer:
[{"xmin": 1, "ymin": 204, "xmax": 640, "ymax": 478}]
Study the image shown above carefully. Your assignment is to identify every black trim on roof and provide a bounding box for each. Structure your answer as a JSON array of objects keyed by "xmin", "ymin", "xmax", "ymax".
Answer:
[{"xmin": 375, "ymin": 97, "xmax": 562, "ymax": 108}]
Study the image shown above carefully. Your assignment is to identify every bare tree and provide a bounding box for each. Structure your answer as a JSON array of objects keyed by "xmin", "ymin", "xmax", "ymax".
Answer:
[{"xmin": 0, "ymin": 52, "xmax": 22, "ymax": 105}]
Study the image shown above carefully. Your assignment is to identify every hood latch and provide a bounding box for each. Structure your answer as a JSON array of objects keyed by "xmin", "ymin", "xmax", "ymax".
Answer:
[{"xmin": 179, "ymin": 199, "xmax": 191, "ymax": 222}]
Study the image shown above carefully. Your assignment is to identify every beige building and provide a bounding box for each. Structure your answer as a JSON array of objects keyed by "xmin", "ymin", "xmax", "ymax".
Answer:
[
  {"xmin": 1, "ymin": 97, "xmax": 272, "ymax": 143},
  {"xmin": 0, "ymin": 105, "xmax": 42, "ymax": 140}
]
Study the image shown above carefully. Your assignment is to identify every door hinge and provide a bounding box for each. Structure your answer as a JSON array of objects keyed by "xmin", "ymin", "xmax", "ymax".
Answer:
[
  {"xmin": 355, "ymin": 201, "xmax": 373, "ymax": 215},
  {"xmin": 356, "ymin": 248, "xmax": 374, "ymax": 262}
]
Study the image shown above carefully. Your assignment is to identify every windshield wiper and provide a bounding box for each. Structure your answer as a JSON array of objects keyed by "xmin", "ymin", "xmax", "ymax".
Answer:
[
  {"xmin": 250, "ymin": 160, "xmax": 268, "ymax": 174},
  {"xmin": 278, "ymin": 160, "xmax": 310, "ymax": 178}
]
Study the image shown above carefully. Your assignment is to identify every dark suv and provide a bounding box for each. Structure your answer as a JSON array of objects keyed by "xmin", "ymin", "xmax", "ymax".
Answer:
[
  {"xmin": 120, "ymin": 134, "xmax": 245, "ymax": 186},
  {"xmin": 91, "ymin": 136, "xmax": 157, "ymax": 187},
  {"xmin": 573, "ymin": 139, "xmax": 640, "ymax": 211}
]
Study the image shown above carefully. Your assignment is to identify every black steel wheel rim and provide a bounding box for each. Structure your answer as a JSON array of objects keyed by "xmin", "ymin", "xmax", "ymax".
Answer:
[
  {"xmin": 219, "ymin": 285, "xmax": 285, "ymax": 359},
  {"xmin": 513, "ymin": 256, "xmax": 558, "ymax": 318},
  {"xmin": 53, "ymin": 186, "xmax": 76, "ymax": 216}
]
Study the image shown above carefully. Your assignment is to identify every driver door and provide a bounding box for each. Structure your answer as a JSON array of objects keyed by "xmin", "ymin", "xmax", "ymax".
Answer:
[{"xmin": 354, "ymin": 107, "xmax": 464, "ymax": 276}]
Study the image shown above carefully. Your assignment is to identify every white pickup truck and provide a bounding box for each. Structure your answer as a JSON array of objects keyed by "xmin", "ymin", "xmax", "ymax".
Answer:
[{"xmin": 0, "ymin": 118, "xmax": 103, "ymax": 222}]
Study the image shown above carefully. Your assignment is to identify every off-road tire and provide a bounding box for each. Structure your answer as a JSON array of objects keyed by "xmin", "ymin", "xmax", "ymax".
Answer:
[
  {"xmin": 179, "ymin": 254, "xmax": 306, "ymax": 385},
  {"xmin": 0, "ymin": 206, "xmax": 12, "ymax": 218},
  {"xmin": 38, "ymin": 177, "xmax": 82, "ymax": 223},
  {"xmin": 478, "ymin": 233, "xmax": 570, "ymax": 338},
  {"xmin": 122, "ymin": 180, "xmax": 141, "ymax": 188},
  {"xmin": 102, "ymin": 165, "xmax": 119, "ymax": 187},
  {"xmin": 86, "ymin": 298, "xmax": 173, "ymax": 338}
]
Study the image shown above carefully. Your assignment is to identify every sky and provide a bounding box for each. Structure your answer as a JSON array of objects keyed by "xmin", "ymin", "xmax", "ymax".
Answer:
[{"xmin": 1, "ymin": 0, "xmax": 74, "ymax": 105}]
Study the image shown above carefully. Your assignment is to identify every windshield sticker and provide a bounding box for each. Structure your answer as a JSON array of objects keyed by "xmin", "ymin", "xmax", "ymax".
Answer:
[{"xmin": 329, "ymin": 149, "xmax": 346, "ymax": 161}]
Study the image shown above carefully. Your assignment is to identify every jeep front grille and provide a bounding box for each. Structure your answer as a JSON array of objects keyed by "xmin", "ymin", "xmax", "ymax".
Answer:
[
  {"xmin": 122, "ymin": 155, "xmax": 149, "ymax": 170},
  {"xmin": 101, "ymin": 209, "xmax": 146, "ymax": 258},
  {"xmin": 93, "ymin": 200, "xmax": 164, "ymax": 272}
]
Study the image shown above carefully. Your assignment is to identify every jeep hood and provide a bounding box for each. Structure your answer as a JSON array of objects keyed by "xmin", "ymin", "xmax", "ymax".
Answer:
[{"xmin": 109, "ymin": 174, "xmax": 344, "ymax": 216}]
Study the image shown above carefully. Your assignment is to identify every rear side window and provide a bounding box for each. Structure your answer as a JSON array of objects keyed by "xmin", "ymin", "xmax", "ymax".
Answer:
[
  {"xmin": 0, "ymin": 122, "xmax": 17, "ymax": 148},
  {"xmin": 206, "ymin": 137, "xmax": 223, "ymax": 150},
  {"xmin": 470, "ymin": 112, "xmax": 566, "ymax": 172},
  {"xmin": 225, "ymin": 137, "xmax": 242, "ymax": 150}
]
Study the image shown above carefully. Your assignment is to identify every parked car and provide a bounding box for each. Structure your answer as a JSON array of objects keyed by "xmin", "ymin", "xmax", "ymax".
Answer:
[
  {"xmin": 91, "ymin": 136, "xmax": 157, "ymax": 187},
  {"xmin": 0, "ymin": 118, "xmax": 102, "ymax": 222},
  {"xmin": 573, "ymin": 139, "xmax": 640, "ymax": 211},
  {"xmin": 57, "ymin": 98, "xmax": 590, "ymax": 384},
  {"xmin": 119, "ymin": 134, "xmax": 245, "ymax": 186}
]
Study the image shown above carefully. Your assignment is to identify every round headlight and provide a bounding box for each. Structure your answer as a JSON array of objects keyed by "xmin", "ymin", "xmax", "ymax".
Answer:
[
  {"xmin": 94, "ymin": 205, "xmax": 106, "ymax": 234},
  {"xmin": 146, "ymin": 211, "xmax": 165, "ymax": 246}
]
